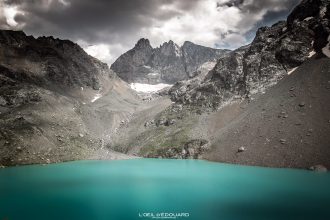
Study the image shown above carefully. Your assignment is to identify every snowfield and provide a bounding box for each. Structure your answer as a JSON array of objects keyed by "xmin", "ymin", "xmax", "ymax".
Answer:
[
  {"xmin": 130, "ymin": 83, "xmax": 172, "ymax": 93},
  {"xmin": 288, "ymin": 67, "xmax": 298, "ymax": 75},
  {"xmin": 322, "ymin": 35, "xmax": 330, "ymax": 58}
]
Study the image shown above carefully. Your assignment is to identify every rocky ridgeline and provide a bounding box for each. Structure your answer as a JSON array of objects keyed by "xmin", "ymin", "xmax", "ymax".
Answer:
[
  {"xmin": 111, "ymin": 39, "xmax": 230, "ymax": 84},
  {"xmin": 0, "ymin": 30, "xmax": 114, "ymax": 106},
  {"xmin": 0, "ymin": 30, "xmax": 111, "ymax": 89},
  {"xmin": 170, "ymin": 0, "xmax": 330, "ymax": 110}
]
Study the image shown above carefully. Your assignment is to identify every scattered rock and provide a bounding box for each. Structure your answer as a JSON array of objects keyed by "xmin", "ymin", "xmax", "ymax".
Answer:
[
  {"xmin": 79, "ymin": 133, "xmax": 84, "ymax": 138},
  {"xmin": 309, "ymin": 165, "xmax": 327, "ymax": 172},
  {"xmin": 156, "ymin": 118, "xmax": 167, "ymax": 126},
  {"xmin": 280, "ymin": 139, "xmax": 286, "ymax": 144},
  {"xmin": 0, "ymin": 96, "xmax": 7, "ymax": 106},
  {"xmin": 144, "ymin": 120, "xmax": 155, "ymax": 127},
  {"xmin": 175, "ymin": 104, "xmax": 183, "ymax": 112},
  {"xmin": 165, "ymin": 119, "xmax": 176, "ymax": 126},
  {"xmin": 238, "ymin": 146, "xmax": 246, "ymax": 153},
  {"xmin": 278, "ymin": 111, "xmax": 289, "ymax": 118},
  {"xmin": 187, "ymin": 147, "xmax": 195, "ymax": 156},
  {"xmin": 181, "ymin": 148, "xmax": 187, "ymax": 156}
]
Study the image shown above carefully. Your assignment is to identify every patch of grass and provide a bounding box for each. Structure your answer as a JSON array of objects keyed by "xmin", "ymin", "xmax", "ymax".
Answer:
[{"xmin": 138, "ymin": 115, "xmax": 197, "ymax": 157}]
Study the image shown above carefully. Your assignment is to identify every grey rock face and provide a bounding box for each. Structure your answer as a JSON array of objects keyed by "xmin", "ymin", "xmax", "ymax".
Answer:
[
  {"xmin": 111, "ymin": 39, "xmax": 229, "ymax": 84},
  {"xmin": 110, "ymin": 38, "xmax": 153, "ymax": 83},
  {"xmin": 0, "ymin": 30, "xmax": 114, "ymax": 107},
  {"xmin": 0, "ymin": 30, "xmax": 112, "ymax": 91},
  {"xmin": 170, "ymin": 0, "xmax": 330, "ymax": 110}
]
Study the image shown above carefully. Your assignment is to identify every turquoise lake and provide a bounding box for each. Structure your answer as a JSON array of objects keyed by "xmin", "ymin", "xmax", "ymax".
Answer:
[{"xmin": 0, "ymin": 159, "xmax": 330, "ymax": 220}]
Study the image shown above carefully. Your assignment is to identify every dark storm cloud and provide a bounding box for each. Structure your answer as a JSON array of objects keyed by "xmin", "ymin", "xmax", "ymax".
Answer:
[
  {"xmin": 238, "ymin": 0, "xmax": 300, "ymax": 42},
  {"xmin": 218, "ymin": 0, "xmax": 300, "ymax": 27},
  {"xmin": 241, "ymin": 0, "xmax": 300, "ymax": 13},
  {"xmin": 217, "ymin": 0, "xmax": 244, "ymax": 8},
  {"xmin": 1, "ymin": 0, "xmax": 300, "ymax": 64},
  {"xmin": 3, "ymin": 0, "xmax": 201, "ymax": 42}
]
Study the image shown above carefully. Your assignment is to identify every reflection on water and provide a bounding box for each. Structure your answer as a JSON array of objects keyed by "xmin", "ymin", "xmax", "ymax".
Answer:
[{"xmin": 0, "ymin": 159, "xmax": 330, "ymax": 220}]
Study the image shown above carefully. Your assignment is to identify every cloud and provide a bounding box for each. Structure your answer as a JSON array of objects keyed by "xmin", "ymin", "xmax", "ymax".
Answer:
[
  {"xmin": 0, "ymin": 0, "xmax": 299, "ymax": 65},
  {"xmin": 0, "ymin": 1, "xmax": 25, "ymax": 29}
]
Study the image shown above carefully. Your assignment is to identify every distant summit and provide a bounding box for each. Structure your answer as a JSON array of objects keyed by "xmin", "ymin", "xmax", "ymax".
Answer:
[
  {"xmin": 111, "ymin": 39, "xmax": 230, "ymax": 84},
  {"xmin": 134, "ymin": 38, "xmax": 152, "ymax": 49}
]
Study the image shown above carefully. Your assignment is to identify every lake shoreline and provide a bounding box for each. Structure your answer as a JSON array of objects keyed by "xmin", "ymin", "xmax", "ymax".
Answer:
[{"xmin": 0, "ymin": 158, "xmax": 327, "ymax": 172}]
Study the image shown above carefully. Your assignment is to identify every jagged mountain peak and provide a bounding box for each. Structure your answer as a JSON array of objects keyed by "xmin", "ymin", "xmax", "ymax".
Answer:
[
  {"xmin": 163, "ymin": 40, "xmax": 176, "ymax": 45},
  {"xmin": 170, "ymin": 0, "xmax": 330, "ymax": 109},
  {"xmin": 182, "ymin": 41, "xmax": 195, "ymax": 47},
  {"xmin": 111, "ymin": 39, "xmax": 229, "ymax": 84},
  {"xmin": 160, "ymin": 40, "xmax": 177, "ymax": 47},
  {"xmin": 134, "ymin": 38, "xmax": 152, "ymax": 49},
  {"xmin": 0, "ymin": 29, "xmax": 111, "ymax": 91}
]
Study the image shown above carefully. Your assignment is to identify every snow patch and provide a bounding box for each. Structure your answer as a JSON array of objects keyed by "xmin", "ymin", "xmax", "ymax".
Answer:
[
  {"xmin": 91, "ymin": 93, "xmax": 102, "ymax": 103},
  {"xmin": 308, "ymin": 50, "xmax": 316, "ymax": 58},
  {"xmin": 200, "ymin": 61, "xmax": 217, "ymax": 71},
  {"xmin": 304, "ymin": 17, "xmax": 314, "ymax": 21},
  {"xmin": 147, "ymin": 72, "xmax": 160, "ymax": 77},
  {"xmin": 130, "ymin": 83, "xmax": 172, "ymax": 93},
  {"xmin": 320, "ymin": 6, "xmax": 327, "ymax": 18},
  {"xmin": 174, "ymin": 45, "xmax": 182, "ymax": 57},
  {"xmin": 288, "ymin": 67, "xmax": 298, "ymax": 75},
  {"xmin": 322, "ymin": 35, "xmax": 330, "ymax": 58}
]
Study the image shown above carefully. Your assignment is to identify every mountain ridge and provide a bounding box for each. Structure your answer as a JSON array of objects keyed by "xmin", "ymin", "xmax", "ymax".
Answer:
[
  {"xmin": 111, "ymin": 39, "xmax": 230, "ymax": 84},
  {"xmin": 0, "ymin": 0, "xmax": 329, "ymax": 169},
  {"xmin": 169, "ymin": 0, "xmax": 330, "ymax": 110}
]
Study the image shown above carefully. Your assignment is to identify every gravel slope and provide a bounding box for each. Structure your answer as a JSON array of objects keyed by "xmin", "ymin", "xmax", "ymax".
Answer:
[{"xmin": 203, "ymin": 56, "xmax": 330, "ymax": 169}]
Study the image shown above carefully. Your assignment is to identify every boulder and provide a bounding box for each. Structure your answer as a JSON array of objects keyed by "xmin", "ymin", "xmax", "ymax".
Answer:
[
  {"xmin": 309, "ymin": 165, "xmax": 328, "ymax": 172},
  {"xmin": 238, "ymin": 147, "xmax": 245, "ymax": 153}
]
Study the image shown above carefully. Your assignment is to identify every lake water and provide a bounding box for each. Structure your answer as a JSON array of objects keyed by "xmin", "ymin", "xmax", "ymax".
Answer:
[{"xmin": 0, "ymin": 159, "xmax": 330, "ymax": 220}]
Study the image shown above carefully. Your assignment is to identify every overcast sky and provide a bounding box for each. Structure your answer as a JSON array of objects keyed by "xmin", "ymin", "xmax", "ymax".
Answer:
[{"xmin": 0, "ymin": 0, "xmax": 300, "ymax": 65}]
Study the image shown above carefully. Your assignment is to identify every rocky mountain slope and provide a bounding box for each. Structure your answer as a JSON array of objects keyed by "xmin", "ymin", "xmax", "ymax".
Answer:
[
  {"xmin": 169, "ymin": 0, "xmax": 330, "ymax": 110},
  {"xmin": 116, "ymin": 55, "xmax": 330, "ymax": 169},
  {"xmin": 203, "ymin": 56, "xmax": 330, "ymax": 168},
  {"xmin": 111, "ymin": 39, "xmax": 230, "ymax": 84},
  {"xmin": 0, "ymin": 30, "xmax": 145, "ymax": 166},
  {"xmin": 1, "ymin": 0, "xmax": 329, "ymax": 170},
  {"xmin": 110, "ymin": 0, "xmax": 330, "ymax": 170}
]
